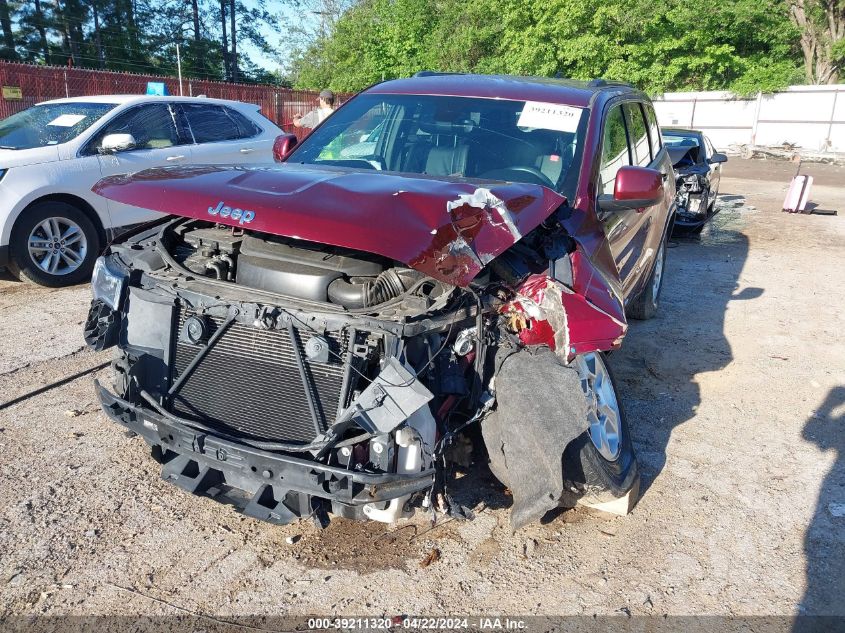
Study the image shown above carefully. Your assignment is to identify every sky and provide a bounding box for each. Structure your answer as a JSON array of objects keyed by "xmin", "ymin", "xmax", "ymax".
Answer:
[{"xmin": 240, "ymin": 0, "xmax": 319, "ymax": 75}]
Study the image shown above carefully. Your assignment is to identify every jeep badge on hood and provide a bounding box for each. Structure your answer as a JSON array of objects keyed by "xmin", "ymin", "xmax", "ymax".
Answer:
[{"xmin": 207, "ymin": 200, "xmax": 256, "ymax": 224}]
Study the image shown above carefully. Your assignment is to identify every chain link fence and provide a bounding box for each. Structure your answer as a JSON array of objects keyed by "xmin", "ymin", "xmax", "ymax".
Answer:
[{"xmin": 0, "ymin": 61, "xmax": 347, "ymax": 140}]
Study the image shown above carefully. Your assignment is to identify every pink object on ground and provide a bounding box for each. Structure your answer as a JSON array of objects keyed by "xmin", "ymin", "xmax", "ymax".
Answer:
[{"xmin": 783, "ymin": 174, "xmax": 813, "ymax": 213}]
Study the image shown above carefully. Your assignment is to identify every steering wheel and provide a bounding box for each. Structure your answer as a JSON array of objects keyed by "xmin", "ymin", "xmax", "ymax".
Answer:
[{"xmin": 479, "ymin": 166, "xmax": 556, "ymax": 189}]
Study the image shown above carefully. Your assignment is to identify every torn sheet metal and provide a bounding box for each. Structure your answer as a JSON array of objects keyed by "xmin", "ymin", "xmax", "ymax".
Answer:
[
  {"xmin": 413, "ymin": 187, "xmax": 539, "ymax": 283},
  {"xmin": 446, "ymin": 188, "xmax": 522, "ymax": 242},
  {"xmin": 502, "ymin": 271, "xmax": 627, "ymax": 358},
  {"xmin": 482, "ymin": 348, "xmax": 589, "ymax": 529},
  {"xmin": 92, "ymin": 164, "xmax": 566, "ymax": 287},
  {"xmin": 502, "ymin": 274, "xmax": 570, "ymax": 355}
]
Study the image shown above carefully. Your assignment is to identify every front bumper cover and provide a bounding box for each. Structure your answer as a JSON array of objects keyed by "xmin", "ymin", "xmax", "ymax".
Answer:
[{"xmin": 95, "ymin": 381, "xmax": 434, "ymax": 524}]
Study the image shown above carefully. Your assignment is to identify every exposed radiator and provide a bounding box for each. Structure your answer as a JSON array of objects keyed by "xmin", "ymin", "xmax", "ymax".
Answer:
[{"xmin": 169, "ymin": 310, "xmax": 349, "ymax": 443}]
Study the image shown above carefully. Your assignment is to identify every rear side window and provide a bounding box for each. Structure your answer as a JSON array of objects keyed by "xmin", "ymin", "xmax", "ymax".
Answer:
[
  {"xmin": 228, "ymin": 108, "xmax": 262, "ymax": 137},
  {"xmin": 644, "ymin": 103, "xmax": 661, "ymax": 154},
  {"xmin": 599, "ymin": 104, "xmax": 631, "ymax": 196},
  {"xmin": 181, "ymin": 104, "xmax": 260, "ymax": 143},
  {"xmin": 704, "ymin": 135, "xmax": 715, "ymax": 158},
  {"xmin": 625, "ymin": 103, "xmax": 651, "ymax": 166}
]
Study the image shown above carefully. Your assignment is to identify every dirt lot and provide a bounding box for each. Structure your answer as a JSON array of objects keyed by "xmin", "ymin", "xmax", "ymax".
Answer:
[{"xmin": 1, "ymin": 158, "xmax": 844, "ymax": 620}]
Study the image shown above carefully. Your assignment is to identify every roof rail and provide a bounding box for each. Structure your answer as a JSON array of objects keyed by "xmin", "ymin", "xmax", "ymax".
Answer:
[
  {"xmin": 413, "ymin": 70, "xmax": 467, "ymax": 78},
  {"xmin": 588, "ymin": 78, "xmax": 633, "ymax": 88}
]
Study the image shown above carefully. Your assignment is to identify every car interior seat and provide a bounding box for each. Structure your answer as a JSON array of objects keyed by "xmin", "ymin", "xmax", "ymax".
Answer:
[
  {"xmin": 532, "ymin": 130, "xmax": 577, "ymax": 187},
  {"xmin": 407, "ymin": 118, "xmax": 473, "ymax": 177},
  {"xmin": 128, "ymin": 109, "xmax": 175, "ymax": 150}
]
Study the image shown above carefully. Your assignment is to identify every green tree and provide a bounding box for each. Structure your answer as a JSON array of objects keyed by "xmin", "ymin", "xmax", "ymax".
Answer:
[
  {"xmin": 292, "ymin": 0, "xmax": 806, "ymax": 95},
  {"xmin": 16, "ymin": 0, "xmax": 53, "ymax": 64},
  {"xmin": 2, "ymin": 0, "xmax": 281, "ymax": 83},
  {"xmin": 788, "ymin": 0, "xmax": 844, "ymax": 83},
  {"xmin": 292, "ymin": 0, "xmax": 440, "ymax": 91},
  {"xmin": 0, "ymin": 0, "xmax": 18, "ymax": 59}
]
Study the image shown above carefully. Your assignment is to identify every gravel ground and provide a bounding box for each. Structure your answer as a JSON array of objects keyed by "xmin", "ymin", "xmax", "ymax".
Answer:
[{"xmin": 0, "ymin": 159, "xmax": 844, "ymax": 620}]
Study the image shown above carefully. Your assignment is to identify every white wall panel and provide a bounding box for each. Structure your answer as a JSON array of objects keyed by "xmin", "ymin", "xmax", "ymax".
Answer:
[
  {"xmin": 653, "ymin": 100, "xmax": 694, "ymax": 127},
  {"xmin": 653, "ymin": 85, "xmax": 845, "ymax": 152},
  {"xmin": 693, "ymin": 99, "xmax": 757, "ymax": 127},
  {"xmin": 833, "ymin": 94, "xmax": 845, "ymax": 121},
  {"xmin": 827, "ymin": 124, "xmax": 845, "ymax": 152},
  {"xmin": 758, "ymin": 92, "xmax": 835, "ymax": 122}
]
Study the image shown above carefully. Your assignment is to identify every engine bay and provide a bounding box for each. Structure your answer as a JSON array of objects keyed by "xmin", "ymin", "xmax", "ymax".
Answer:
[{"xmin": 168, "ymin": 222, "xmax": 448, "ymax": 309}]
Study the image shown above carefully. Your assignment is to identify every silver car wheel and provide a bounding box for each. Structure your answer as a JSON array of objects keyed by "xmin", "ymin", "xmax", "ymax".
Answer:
[
  {"xmin": 574, "ymin": 352, "xmax": 622, "ymax": 461},
  {"xmin": 652, "ymin": 241, "xmax": 665, "ymax": 299},
  {"xmin": 27, "ymin": 217, "xmax": 87, "ymax": 276}
]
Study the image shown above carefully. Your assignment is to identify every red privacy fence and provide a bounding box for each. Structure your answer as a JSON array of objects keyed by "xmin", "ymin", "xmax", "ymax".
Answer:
[{"xmin": 0, "ymin": 61, "xmax": 344, "ymax": 138}]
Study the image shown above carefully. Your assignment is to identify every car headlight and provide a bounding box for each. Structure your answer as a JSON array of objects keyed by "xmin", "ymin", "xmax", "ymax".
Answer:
[
  {"xmin": 91, "ymin": 256, "xmax": 127, "ymax": 310},
  {"xmin": 0, "ymin": 168, "xmax": 7, "ymax": 183},
  {"xmin": 682, "ymin": 175, "xmax": 702, "ymax": 193}
]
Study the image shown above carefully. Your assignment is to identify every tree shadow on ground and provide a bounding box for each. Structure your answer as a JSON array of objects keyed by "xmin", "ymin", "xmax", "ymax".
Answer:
[
  {"xmin": 609, "ymin": 196, "xmax": 762, "ymax": 498},
  {"xmin": 795, "ymin": 386, "xmax": 845, "ymax": 628}
]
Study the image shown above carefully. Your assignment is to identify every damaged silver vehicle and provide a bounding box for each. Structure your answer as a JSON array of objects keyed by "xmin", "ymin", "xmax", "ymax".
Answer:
[{"xmin": 85, "ymin": 74, "xmax": 675, "ymax": 529}]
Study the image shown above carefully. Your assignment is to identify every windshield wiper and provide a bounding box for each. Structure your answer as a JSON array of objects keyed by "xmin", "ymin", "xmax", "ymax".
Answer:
[{"xmin": 0, "ymin": 145, "xmax": 18, "ymax": 150}]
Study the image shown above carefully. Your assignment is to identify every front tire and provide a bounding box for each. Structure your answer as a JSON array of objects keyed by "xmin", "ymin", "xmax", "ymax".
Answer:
[
  {"xmin": 628, "ymin": 235, "xmax": 667, "ymax": 320},
  {"xmin": 561, "ymin": 352, "xmax": 639, "ymax": 508},
  {"xmin": 7, "ymin": 201, "xmax": 100, "ymax": 287}
]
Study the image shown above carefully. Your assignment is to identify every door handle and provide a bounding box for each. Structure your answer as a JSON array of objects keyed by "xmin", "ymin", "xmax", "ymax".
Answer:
[
  {"xmin": 239, "ymin": 148, "xmax": 254, "ymax": 154},
  {"xmin": 166, "ymin": 155, "xmax": 186, "ymax": 161}
]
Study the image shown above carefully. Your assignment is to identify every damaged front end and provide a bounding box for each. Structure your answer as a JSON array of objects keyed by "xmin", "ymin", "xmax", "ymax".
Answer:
[
  {"xmin": 87, "ymin": 166, "xmax": 634, "ymax": 529},
  {"xmin": 669, "ymin": 146, "xmax": 711, "ymax": 226}
]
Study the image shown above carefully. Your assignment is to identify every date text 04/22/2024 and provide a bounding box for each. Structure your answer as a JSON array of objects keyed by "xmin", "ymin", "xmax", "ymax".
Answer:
[{"xmin": 306, "ymin": 618, "xmax": 527, "ymax": 630}]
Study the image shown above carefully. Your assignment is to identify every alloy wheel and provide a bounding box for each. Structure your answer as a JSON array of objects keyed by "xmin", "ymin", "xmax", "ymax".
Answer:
[
  {"xmin": 27, "ymin": 217, "xmax": 88, "ymax": 276},
  {"xmin": 652, "ymin": 241, "xmax": 665, "ymax": 300},
  {"xmin": 574, "ymin": 352, "xmax": 622, "ymax": 461}
]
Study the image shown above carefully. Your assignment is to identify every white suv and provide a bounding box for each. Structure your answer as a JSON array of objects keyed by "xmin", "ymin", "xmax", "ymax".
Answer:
[{"xmin": 0, "ymin": 95, "xmax": 284, "ymax": 286}]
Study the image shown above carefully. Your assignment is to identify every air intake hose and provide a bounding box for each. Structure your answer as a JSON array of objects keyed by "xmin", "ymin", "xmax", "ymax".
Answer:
[{"xmin": 328, "ymin": 269, "xmax": 409, "ymax": 308}]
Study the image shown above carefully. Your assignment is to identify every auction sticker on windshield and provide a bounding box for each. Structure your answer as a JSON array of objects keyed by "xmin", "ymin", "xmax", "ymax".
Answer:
[
  {"xmin": 47, "ymin": 114, "xmax": 87, "ymax": 127},
  {"xmin": 518, "ymin": 101, "xmax": 582, "ymax": 133}
]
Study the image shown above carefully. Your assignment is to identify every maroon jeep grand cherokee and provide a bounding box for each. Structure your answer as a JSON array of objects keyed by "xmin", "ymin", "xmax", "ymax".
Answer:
[{"xmin": 85, "ymin": 74, "xmax": 675, "ymax": 529}]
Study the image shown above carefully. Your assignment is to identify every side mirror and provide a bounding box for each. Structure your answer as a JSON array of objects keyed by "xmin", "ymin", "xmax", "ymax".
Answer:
[
  {"xmin": 709, "ymin": 152, "xmax": 728, "ymax": 164},
  {"xmin": 598, "ymin": 166, "xmax": 664, "ymax": 213},
  {"xmin": 273, "ymin": 133, "xmax": 298, "ymax": 162},
  {"xmin": 100, "ymin": 133, "xmax": 136, "ymax": 154}
]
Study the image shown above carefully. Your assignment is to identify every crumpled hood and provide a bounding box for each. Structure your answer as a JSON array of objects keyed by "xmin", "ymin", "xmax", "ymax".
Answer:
[
  {"xmin": 93, "ymin": 163, "xmax": 567, "ymax": 287},
  {"xmin": 0, "ymin": 146, "xmax": 61, "ymax": 170},
  {"xmin": 667, "ymin": 145, "xmax": 701, "ymax": 169}
]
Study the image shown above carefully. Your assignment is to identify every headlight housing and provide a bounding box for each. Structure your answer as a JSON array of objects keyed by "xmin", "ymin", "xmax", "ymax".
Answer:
[
  {"xmin": 91, "ymin": 256, "xmax": 127, "ymax": 310},
  {"xmin": 0, "ymin": 168, "xmax": 7, "ymax": 183},
  {"xmin": 682, "ymin": 175, "xmax": 702, "ymax": 193}
]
